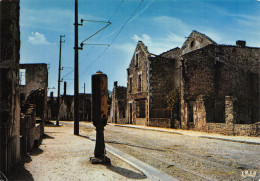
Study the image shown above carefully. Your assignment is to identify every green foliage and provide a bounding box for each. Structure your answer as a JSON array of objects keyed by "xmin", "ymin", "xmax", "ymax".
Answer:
[{"xmin": 166, "ymin": 88, "xmax": 180, "ymax": 112}]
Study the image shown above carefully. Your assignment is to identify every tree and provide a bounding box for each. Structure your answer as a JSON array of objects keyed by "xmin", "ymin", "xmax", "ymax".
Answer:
[{"xmin": 166, "ymin": 88, "xmax": 180, "ymax": 118}]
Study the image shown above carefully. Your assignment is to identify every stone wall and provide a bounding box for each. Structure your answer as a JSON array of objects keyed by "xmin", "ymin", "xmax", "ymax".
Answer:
[
  {"xmin": 149, "ymin": 118, "xmax": 171, "ymax": 128},
  {"xmin": 0, "ymin": 0, "xmax": 21, "ymax": 175},
  {"xmin": 181, "ymin": 30, "xmax": 216, "ymax": 55},
  {"xmin": 206, "ymin": 123, "xmax": 260, "ymax": 137},
  {"xmin": 182, "ymin": 44, "xmax": 259, "ymax": 127},
  {"xmin": 20, "ymin": 64, "xmax": 48, "ymax": 133},
  {"xmin": 20, "ymin": 63, "xmax": 48, "ymax": 100},
  {"xmin": 127, "ymin": 41, "xmax": 149, "ymax": 125}
]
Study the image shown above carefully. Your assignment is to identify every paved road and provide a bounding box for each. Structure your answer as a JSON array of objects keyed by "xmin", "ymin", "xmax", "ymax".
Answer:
[{"xmin": 65, "ymin": 121, "xmax": 260, "ymax": 181}]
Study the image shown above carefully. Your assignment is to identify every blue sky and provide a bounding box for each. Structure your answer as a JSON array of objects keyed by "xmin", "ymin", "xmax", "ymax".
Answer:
[{"xmin": 20, "ymin": 0, "xmax": 260, "ymax": 96}]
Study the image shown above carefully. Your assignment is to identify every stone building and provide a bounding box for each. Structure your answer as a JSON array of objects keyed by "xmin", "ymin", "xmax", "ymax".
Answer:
[
  {"xmin": 126, "ymin": 41, "xmax": 180, "ymax": 127},
  {"xmin": 125, "ymin": 31, "xmax": 259, "ymax": 136},
  {"xmin": 180, "ymin": 30, "xmax": 260, "ymax": 136},
  {"xmin": 19, "ymin": 63, "xmax": 48, "ymax": 129},
  {"xmin": 19, "ymin": 63, "xmax": 48, "ymax": 100},
  {"xmin": 0, "ymin": 0, "xmax": 21, "ymax": 175},
  {"xmin": 109, "ymin": 81, "xmax": 127, "ymax": 124},
  {"xmin": 53, "ymin": 82, "xmax": 91, "ymax": 121}
]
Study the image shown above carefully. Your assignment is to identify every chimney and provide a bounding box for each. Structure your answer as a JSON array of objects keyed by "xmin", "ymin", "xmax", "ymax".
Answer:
[
  {"xmin": 114, "ymin": 81, "xmax": 118, "ymax": 88},
  {"xmin": 64, "ymin": 81, "xmax": 67, "ymax": 96},
  {"xmin": 50, "ymin": 92, "xmax": 54, "ymax": 100},
  {"xmin": 236, "ymin": 40, "xmax": 246, "ymax": 47}
]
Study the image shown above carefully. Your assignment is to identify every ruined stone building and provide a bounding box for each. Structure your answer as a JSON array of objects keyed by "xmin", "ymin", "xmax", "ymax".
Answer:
[
  {"xmin": 109, "ymin": 81, "xmax": 127, "ymax": 124},
  {"xmin": 0, "ymin": 0, "xmax": 21, "ymax": 175},
  {"xmin": 126, "ymin": 41, "xmax": 180, "ymax": 127},
  {"xmin": 19, "ymin": 63, "xmax": 48, "ymax": 100},
  {"xmin": 123, "ymin": 31, "xmax": 259, "ymax": 136},
  {"xmin": 49, "ymin": 82, "xmax": 92, "ymax": 121},
  {"xmin": 180, "ymin": 30, "xmax": 260, "ymax": 136},
  {"xmin": 19, "ymin": 63, "xmax": 48, "ymax": 127},
  {"xmin": 47, "ymin": 92, "xmax": 58, "ymax": 120}
]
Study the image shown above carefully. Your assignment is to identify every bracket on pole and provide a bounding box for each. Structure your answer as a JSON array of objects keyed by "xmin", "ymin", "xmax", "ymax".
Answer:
[{"xmin": 79, "ymin": 19, "xmax": 111, "ymax": 50}]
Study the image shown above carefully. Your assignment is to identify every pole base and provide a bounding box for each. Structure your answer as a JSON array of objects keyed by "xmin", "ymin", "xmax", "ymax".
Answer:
[{"xmin": 90, "ymin": 156, "xmax": 111, "ymax": 164}]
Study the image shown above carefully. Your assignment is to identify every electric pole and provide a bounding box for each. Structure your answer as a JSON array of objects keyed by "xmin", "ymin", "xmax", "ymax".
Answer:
[
  {"xmin": 74, "ymin": 0, "xmax": 80, "ymax": 135},
  {"xmin": 83, "ymin": 83, "xmax": 85, "ymax": 121},
  {"xmin": 57, "ymin": 35, "xmax": 65, "ymax": 126}
]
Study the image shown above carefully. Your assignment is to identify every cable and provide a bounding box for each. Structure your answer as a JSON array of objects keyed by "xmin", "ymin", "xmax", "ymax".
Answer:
[
  {"xmin": 97, "ymin": 0, "xmax": 123, "ymax": 40},
  {"xmin": 62, "ymin": 70, "xmax": 74, "ymax": 80},
  {"xmin": 80, "ymin": 0, "xmax": 144, "ymax": 76}
]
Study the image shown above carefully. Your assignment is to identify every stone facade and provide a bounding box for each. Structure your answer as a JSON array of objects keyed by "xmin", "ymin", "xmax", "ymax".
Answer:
[
  {"xmin": 56, "ymin": 94, "xmax": 91, "ymax": 121},
  {"xmin": 123, "ymin": 31, "xmax": 259, "ymax": 136},
  {"xmin": 19, "ymin": 63, "xmax": 48, "ymax": 133},
  {"xmin": 180, "ymin": 30, "xmax": 260, "ymax": 136},
  {"xmin": 109, "ymin": 81, "xmax": 127, "ymax": 124},
  {"xmin": 126, "ymin": 41, "xmax": 149, "ymax": 125},
  {"xmin": 126, "ymin": 41, "xmax": 180, "ymax": 127},
  {"xmin": 0, "ymin": 0, "xmax": 21, "ymax": 175},
  {"xmin": 19, "ymin": 63, "xmax": 48, "ymax": 100}
]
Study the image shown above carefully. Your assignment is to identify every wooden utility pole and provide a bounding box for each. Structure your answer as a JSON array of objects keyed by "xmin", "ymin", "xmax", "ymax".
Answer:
[
  {"xmin": 83, "ymin": 83, "xmax": 85, "ymax": 121},
  {"xmin": 74, "ymin": 0, "xmax": 79, "ymax": 135},
  {"xmin": 57, "ymin": 35, "xmax": 65, "ymax": 126}
]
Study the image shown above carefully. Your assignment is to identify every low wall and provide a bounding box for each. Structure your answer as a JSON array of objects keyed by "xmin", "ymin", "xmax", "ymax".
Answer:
[
  {"xmin": 117, "ymin": 118, "xmax": 128, "ymax": 124},
  {"xmin": 148, "ymin": 118, "xmax": 171, "ymax": 128},
  {"xmin": 234, "ymin": 124, "xmax": 260, "ymax": 137},
  {"xmin": 205, "ymin": 123, "xmax": 260, "ymax": 136},
  {"xmin": 133, "ymin": 118, "xmax": 147, "ymax": 126}
]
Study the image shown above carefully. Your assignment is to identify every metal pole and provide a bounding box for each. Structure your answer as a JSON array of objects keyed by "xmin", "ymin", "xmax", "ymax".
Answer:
[
  {"xmin": 83, "ymin": 83, "xmax": 85, "ymax": 121},
  {"xmin": 57, "ymin": 35, "xmax": 65, "ymax": 126},
  {"xmin": 74, "ymin": 0, "xmax": 79, "ymax": 135}
]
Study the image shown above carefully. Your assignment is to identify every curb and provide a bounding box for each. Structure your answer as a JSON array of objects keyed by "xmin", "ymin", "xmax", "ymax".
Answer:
[
  {"xmin": 84, "ymin": 134, "xmax": 178, "ymax": 181},
  {"xmin": 106, "ymin": 144, "xmax": 178, "ymax": 181}
]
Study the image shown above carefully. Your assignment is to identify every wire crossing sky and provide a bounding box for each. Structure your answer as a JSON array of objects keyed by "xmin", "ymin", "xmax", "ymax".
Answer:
[{"xmin": 20, "ymin": 0, "xmax": 260, "ymax": 96}]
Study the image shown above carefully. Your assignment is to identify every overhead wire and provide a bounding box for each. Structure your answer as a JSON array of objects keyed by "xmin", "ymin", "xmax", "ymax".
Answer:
[{"xmin": 80, "ymin": 0, "xmax": 144, "ymax": 76}]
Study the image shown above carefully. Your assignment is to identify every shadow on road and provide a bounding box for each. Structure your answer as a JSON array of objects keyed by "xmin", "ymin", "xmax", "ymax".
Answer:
[
  {"xmin": 106, "ymin": 164, "xmax": 147, "ymax": 180},
  {"xmin": 9, "ymin": 133, "xmax": 51, "ymax": 181},
  {"xmin": 8, "ymin": 155, "xmax": 34, "ymax": 181},
  {"xmin": 30, "ymin": 147, "xmax": 44, "ymax": 156}
]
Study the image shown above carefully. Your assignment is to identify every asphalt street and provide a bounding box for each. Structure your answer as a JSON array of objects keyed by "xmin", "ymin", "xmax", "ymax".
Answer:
[{"xmin": 73, "ymin": 121, "xmax": 260, "ymax": 181}]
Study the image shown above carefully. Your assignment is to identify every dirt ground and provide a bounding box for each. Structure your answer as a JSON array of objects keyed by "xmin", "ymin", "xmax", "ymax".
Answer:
[{"xmin": 9, "ymin": 123, "xmax": 148, "ymax": 181}]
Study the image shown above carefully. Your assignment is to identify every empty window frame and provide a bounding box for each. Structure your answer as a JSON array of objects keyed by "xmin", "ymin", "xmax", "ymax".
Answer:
[
  {"xmin": 129, "ymin": 77, "xmax": 133, "ymax": 93},
  {"xmin": 138, "ymin": 74, "xmax": 142, "ymax": 91},
  {"xmin": 135, "ymin": 52, "xmax": 139, "ymax": 67},
  {"xmin": 19, "ymin": 69, "xmax": 26, "ymax": 85}
]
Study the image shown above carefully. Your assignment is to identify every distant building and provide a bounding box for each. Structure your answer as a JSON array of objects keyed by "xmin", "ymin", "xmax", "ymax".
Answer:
[
  {"xmin": 109, "ymin": 81, "xmax": 127, "ymax": 124},
  {"xmin": 50, "ymin": 82, "xmax": 92, "ymax": 121}
]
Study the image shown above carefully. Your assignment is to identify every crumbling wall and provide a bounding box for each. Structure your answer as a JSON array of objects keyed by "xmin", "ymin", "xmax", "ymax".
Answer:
[
  {"xmin": 78, "ymin": 94, "xmax": 91, "ymax": 121},
  {"xmin": 110, "ymin": 81, "xmax": 127, "ymax": 124},
  {"xmin": 0, "ymin": 0, "xmax": 21, "ymax": 175},
  {"xmin": 148, "ymin": 55, "xmax": 177, "ymax": 127},
  {"xmin": 59, "ymin": 95, "xmax": 74, "ymax": 121},
  {"xmin": 20, "ymin": 63, "xmax": 48, "ymax": 99},
  {"xmin": 181, "ymin": 42, "xmax": 259, "ymax": 136},
  {"xmin": 127, "ymin": 41, "xmax": 149, "ymax": 125},
  {"xmin": 181, "ymin": 30, "xmax": 216, "ymax": 55},
  {"xmin": 20, "ymin": 64, "xmax": 48, "ymax": 133}
]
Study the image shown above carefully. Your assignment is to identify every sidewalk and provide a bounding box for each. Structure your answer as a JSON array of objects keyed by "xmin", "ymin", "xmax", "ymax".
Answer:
[
  {"xmin": 113, "ymin": 124, "xmax": 260, "ymax": 145},
  {"xmin": 9, "ymin": 123, "xmax": 150, "ymax": 181}
]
